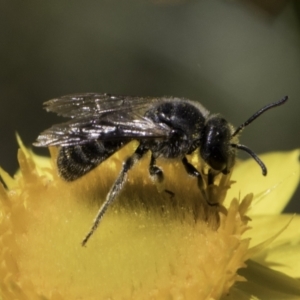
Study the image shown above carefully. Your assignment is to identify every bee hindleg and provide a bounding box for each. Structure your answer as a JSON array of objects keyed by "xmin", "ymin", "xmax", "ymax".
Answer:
[
  {"xmin": 149, "ymin": 154, "xmax": 164, "ymax": 183},
  {"xmin": 82, "ymin": 144, "xmax": 148, "ymax": 246}
]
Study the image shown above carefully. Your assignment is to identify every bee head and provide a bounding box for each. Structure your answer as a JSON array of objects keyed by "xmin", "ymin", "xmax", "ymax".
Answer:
[
  {"xmin": 200, "ymin": 116, "xmax": 235, "ymax": 174},
  {"xmin": 200, "ymin": 96, "xmax": 288, "ymax": 176}
]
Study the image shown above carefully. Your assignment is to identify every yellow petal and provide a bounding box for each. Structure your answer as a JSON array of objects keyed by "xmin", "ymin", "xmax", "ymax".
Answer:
[
  {"xmin": 245, "ymin": 214, "xmax": 300, "ymax": 278},
  {"xmin": 0, "ymin": 144, "xmax": 252, "ymax": 300},
  {"xmin": 227, "ymin": 260, "xmax": 300, "ymax": 300},
  {"xmin": 14, "ymin": 133, "xmax": 53, "ymax": 180},
  {"xmin": 1, "ymin": 138, "xmax": 299, "ymax": 300},
  {"xmin": 226, "ymin": 150, "xmax": 300, "ymax": 215},
  {"xmin": 0, "ymin": 167, "xmax": 16, "ymax": 190}
]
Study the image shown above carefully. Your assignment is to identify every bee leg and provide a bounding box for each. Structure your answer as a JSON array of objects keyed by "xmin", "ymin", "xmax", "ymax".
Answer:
[
  {"xmin": 149, "ymin": 154, "xmax": 171, "ymax": 195},
  {"xmin": 149, "ymin": 154, "xmax": 164, "ymax": 183},
  {"xmin": 208, "ymin": 169, "xmax": 215, "ymax": 185},
  {"xmin": 182, "ymin": 157, "xmax": 217, "ymax": 206},
  {"xmin": 182, "ymin": 156, "xmax": 203, "ymax": 188},
  {"xmin": 82, "ymin": 144, "xmax": 148, "ymax": 246}
]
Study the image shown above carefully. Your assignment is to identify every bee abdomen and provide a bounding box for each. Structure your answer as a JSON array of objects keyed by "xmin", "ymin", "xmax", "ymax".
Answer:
[{"xmin": 57, "ymin": 140, "xmax": 127, "ymax": 181}]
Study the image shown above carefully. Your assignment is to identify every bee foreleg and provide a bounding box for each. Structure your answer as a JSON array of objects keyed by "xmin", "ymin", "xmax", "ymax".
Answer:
[
  {"xmin": 207, "ymin": 169, "xmax": 216, "ymax": 186},
  {"xmin": 181, "ymin": 156, "xmax": 204, "ymax": 189},
  {"xmin": 182, "ymin": 156, "xmax": 216, "ymax": 205},
  {"xmin": 81, "ymin": 144, "xmax": 148, "ymax": 246}
]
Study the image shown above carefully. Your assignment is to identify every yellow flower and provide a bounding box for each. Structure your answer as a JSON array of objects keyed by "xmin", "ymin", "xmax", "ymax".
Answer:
[{"xmin": 0, "ymin": 136, "xmax": 299, "ymax": 300}]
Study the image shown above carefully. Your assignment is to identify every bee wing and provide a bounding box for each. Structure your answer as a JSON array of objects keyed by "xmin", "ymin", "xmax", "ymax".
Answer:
[
  {"xmin": 34, "ymin": 93, "xmax": 173, "ymax": 147},
  {"xmin": 43, "ymin": 93, "xmax": 164, "ymax": 118}
]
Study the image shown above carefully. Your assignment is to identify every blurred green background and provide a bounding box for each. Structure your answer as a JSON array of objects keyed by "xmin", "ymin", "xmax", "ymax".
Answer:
[{"xmin": 0, "ymin": 0, "xmax": 299, "ymax": 211}]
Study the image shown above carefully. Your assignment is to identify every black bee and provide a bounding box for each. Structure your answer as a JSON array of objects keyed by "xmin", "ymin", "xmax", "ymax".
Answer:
[{"xmin": 34, "ymin": 94, "xmax": 288, "ymax": 245}]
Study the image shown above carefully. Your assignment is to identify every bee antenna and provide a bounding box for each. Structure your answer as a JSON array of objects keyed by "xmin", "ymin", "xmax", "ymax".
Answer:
[
  {"xmin": 232, "ymin": 96, "xmax": 288, "ymax": 137},
  {"xmin": 231, "ymin": 143, "xmax": 267, "ymax": 176}
]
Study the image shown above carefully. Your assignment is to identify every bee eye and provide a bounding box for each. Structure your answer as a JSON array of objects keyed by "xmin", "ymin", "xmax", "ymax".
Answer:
[{"xmin": 200, "ymin": 117, "xmax": 232, "ymax": 172}]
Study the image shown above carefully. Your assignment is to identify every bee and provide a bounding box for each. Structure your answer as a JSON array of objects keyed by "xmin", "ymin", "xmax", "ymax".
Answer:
[{"xmin": 34, "ymin": 94, "xmax": 288, "ymax": 245}]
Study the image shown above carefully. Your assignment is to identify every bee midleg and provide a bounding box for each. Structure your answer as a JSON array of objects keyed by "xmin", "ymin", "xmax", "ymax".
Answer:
[
  {"xmin": 149, "ymin": 154, "xmax": 173, "ymax": 196},
  {"xmin": 149, "ymin": 154, "xmax": 164, "ymax": 183},
  {"xmin": 82, "ymin": 143, "xmax": 148, "ymax": 246}
]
